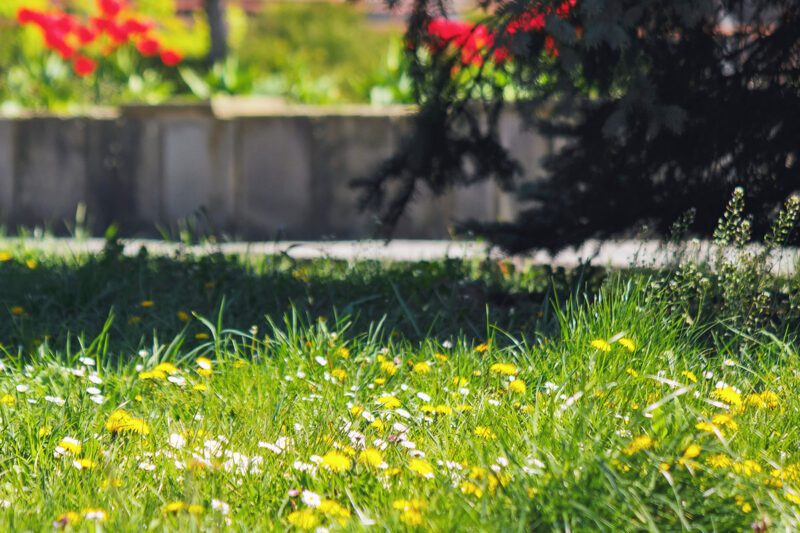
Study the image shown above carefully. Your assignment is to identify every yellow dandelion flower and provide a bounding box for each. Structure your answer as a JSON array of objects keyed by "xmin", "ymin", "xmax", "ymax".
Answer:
[
  {"xmin": 626, "ymin": 368, "xmax": 639, "ymax": 378},
  {"xmin": 0, "ymin": 251, "xmax": 11, "ymax": 262},
  {"xmin": 435, "ymin": 404, "xmax": 453, "ymax": 415},
  {"xmin": 380, "ymin": 361, "xmax": 398, "ymax": 376},
  {"xmin": 622, "ymin": 435, "xmax": 654, "ymax": 456},
  {"xmin": 39, "ymin": 426, "xmax": 52, "ymax": 437},
  {"xmin": 287, "ymin": 509, "xmax": 319, "ymax": 530},
  {"xmin": 0, "ymin": 394, "xmax": 15, "ymax": 406},
  {"xmin": 195, "ymin": 332, "xmax": 210, "ymax": 340},
  {"xmin": 706, "ymin": 453, "xmax": 734, "ymax": 469},
  {"xmin": 509, "ymin": 379, "xmax": 526, "ymax": 394},
  {"xmin": 321, "ymin": 451, "xmax": 351, "ymax": 473},
  {"xmin": 745, "ymin": 390, "xmax": 779, "ymax": 410},
  {"xmin": 349, "ymin": 404, "xmax": 364, "ymax": 417},
  {"xmin": 74, "ymin": 458, "xmax": 97, "ymax": 470},
  {"xmin": 682, "ymin": 370, "xmax": 698, "ymax": 383},
  {"xmin": 196, "ymin": 357, "xmax": 213, "ymax": 377},
  {"xmin": 618, "ymin": 337, "xmax": 636, "ymax": 352},
  {"xmin": 711, "ymin": 413, "xmax": 739, "ymax": 431},
  {"xmin": 138, "ymin": 369, "xmax": 166, "ymax": 381},
  {"xmin": 408, "ymin": 458, "xmax": 435, "ymax": 478},
  {"xmin": 475, "ymin": 343, "xmax": 490, "ymax": 353},
  {"xmin": 659, "ymin": 462, "xmax": 671, "ymax": 472},
  {"xmin": 154, "ymin": 362, "xmax": 180, "ymax": 374},
  {"xmin": 399, "ymin": 509, "xmax": 424, "ymax": 526},
  {"xmin": 590, "ymin": 339, "xmax": 612, "ymax": 352},
  {"xmin": 331, "ymin": 368, "xmax": 347, "ymax": 381},
  {"xmin": 358, "ymin": 448, "xmax": 383, "ymax": 468},
  {"xmin": 176, "ymin": 310, "xmax": 190, "ymax": 322},
  {"xmin": 413, "ymin": 362, "xmax": 431, "ymax": 374},
  {"xmin": 434, "ymin": 353, "xmax": 448, "ymax": 362},
  {"xmin": 377, "ymin": 395, "xmax": 401, "ymax": 409},
  {"xmin": 318, "ymin": 500, "xmax": 350, "ymax": 524},
  {"xmin": 58, "ymin": 437, "xmax": 82, "ymax": 455},
  {"xmin": 712, "ymin": 386, "xmax": 743, "ymax": 409},
  {"xmin": 370, "ymin": 418, "xmax": 385, "ymax": 431},
  {"xmin": 192, "ymin": 384, "xmax": 208, "ymax": 392},
  {"xmin": 732, "ymin": 460, "xmax": 762, "ymax": 476},
  {"xmin": 489, "ymin": 363, "xmax": 517, "ymax": 375},
  {"xmin": 336, "ymin": 347, "xmax": 350, "ymax": 359},
  {"xmin": 54, "ymin": 511, "xmax": 81, "ymax": 528},
  {"xmin": 105, "ymin": 410, "xmax": 150, "ymax": 435},
  {"xmin": 140, "ymin": 300, "xmax": 155, "ymax": 309},
  {"xmin": 10, "ymin": 306, "xmax": 24, "ymax": 317},
  {"xmin": 474, "ymin": 426, "xmax": 497, "ymax": 440},
  {"xmin": 26, "ymin": 259, "xmax": 38, "ymax": 270},
  {"xmin": 678, "ymin": 444, "xmax": 701, "ymax": 465},
  {"xmin": 455, "ymin": 403, "xmax": 472, "ymax": 412},
  {"xmin": 392, "ymin": 499, "xmax": 427, "ymax": 511},
  {"xmin": 460, "ymin": 480, "xmax": 484, "ymax": 498}
]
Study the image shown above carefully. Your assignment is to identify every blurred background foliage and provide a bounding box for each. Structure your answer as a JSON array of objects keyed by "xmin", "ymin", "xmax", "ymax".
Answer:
[{"xmin": 0, "ymin": 0, "xmax": 415, "ymax": 110}]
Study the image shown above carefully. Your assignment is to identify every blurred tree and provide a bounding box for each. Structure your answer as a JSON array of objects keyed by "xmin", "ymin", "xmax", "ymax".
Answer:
[
  {"xmin": 204, "ymin": 0, "xmax": 227, "ymax": 64},
  {"xmin": 357, "ymin": 0, "xmax": 800, "ymax": 251}
]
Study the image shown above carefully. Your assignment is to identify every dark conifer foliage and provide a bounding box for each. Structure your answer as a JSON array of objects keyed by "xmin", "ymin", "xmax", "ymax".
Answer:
[{"xmin": 355, "ymin": 0, "xmax": 800, "ymax": 251}]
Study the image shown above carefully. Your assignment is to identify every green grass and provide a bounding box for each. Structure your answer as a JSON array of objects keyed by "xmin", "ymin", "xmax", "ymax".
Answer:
[{"xmin": 1, "ymin": 245, "xmax": 800, "ymax": 530}]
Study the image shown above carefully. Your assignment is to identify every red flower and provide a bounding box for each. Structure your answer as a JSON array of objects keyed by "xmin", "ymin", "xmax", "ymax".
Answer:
[
  {"xmin": 98, "ymin": 0, "xmax": 124, "ymax": 19},
  {"xmin": 76, "ymin": 25, "xmax": 98, "ymax": 45},
  {"xmin": 104, "ymin": 20, "xmax": 130, "ymax": 44},
  {"xmin": 136, "ymin": 38, "xmax": 160, "ymax": 57},
  {"xmin": 73, "ymin": 55, "xmax": 97, "ymax": 76},
  {"xmin": 160, "ymin": 49, "xmax": 183, "ymax": 66},
  {"xmin": 122, "ymin": 18, "xmax": 152, "ymax": 35},
  {"xmin": 16, "ymin": 8, "xmax": 38, "ymax": 25},
  {"xmin": 544, "ymin": 35, "xmax": 560, "ymax": 57}
]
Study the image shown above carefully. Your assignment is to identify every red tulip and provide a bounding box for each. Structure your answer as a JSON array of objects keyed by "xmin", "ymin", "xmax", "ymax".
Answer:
[
  {"xmin": 136, "ymin": 38, "xmax": 160, "ymax": 57},
  {"xmin": 73, "ymin": 55, "xmax": 97, "ymax": 76},
  {"xmin": 16, "ymin": 8, "xmax": 37, "ymax": 25},
  {"xmin": 98, "ymin": 0, "xmax": 124, "ymax": 19},
  {"xmin": 160, "ymin": 49, "xmax": 183, "ymax": 67}
]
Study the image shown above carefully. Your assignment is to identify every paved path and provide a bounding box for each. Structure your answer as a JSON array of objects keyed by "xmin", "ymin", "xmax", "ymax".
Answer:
[{"xmin": 0, "ymin": 238, "xmax": 797, "ymax": 273}]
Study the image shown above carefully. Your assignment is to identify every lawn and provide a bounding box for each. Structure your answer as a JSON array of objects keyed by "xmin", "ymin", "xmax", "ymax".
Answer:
[{"xmin": 0, "ymin": 239, "xmax": 799, "ymax": 531}]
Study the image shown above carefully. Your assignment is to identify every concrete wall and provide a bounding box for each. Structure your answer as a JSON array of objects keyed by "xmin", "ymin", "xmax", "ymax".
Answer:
[{"xmin": 0, "ymin": 103, "xmax": 551, "ymax": 239}]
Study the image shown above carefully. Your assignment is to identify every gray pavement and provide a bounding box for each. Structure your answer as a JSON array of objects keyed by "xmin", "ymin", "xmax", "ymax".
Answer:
[{"xmin": 0, "ymin": 238, "xmax": 798, "ymax": 274}]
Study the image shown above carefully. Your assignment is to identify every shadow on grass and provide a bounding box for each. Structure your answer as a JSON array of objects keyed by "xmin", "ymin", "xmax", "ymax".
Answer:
[{"xmin": 0, "ymin": 249, "xmax": 607, "ymax": 356}]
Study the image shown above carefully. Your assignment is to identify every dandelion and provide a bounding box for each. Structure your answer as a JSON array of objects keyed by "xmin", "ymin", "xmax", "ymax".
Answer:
[
  {"xmin": 408, "ymin": 458, "xmax": 435, "ymax": 479},
  {"xmin": 105, "ymin": 410, "xmax": 150, "ymax": 435},
  {"xmin": 73, "ymin": 458, "xmax": 97, "ymax": 470},
  {"xmin": 196, "ymin": 357, "xmax": 213, "ymax": 377},
  {"xmin": 38, "ymin": 426, "xmax": 52, "ymax": 437},
  {"xmin": 706, "ymin": 454, "xmax": 734, "ymax": 469},
  {"xmin": 320, "ymin": 451, "xmax": 351, "ymax": 473},
  {"xmin": 140, "ymin": 300, "xmax": 155, "ymax": 308},
  {"xmin": 489, "ymin": 363, "xmax": 517, "ymax": 375},
  {"xmin": 0, "ymin": 394, "xmax": 15, "ymax": 406},
  {"xmin": 509, "ymin": 379, "xmax": 526, "ymax": 394},
  {"xmin": 712, "ymin": 386, "xmax": 743, "ymax": 409},
  {"xmin": 138, "ymin": 369, "xmax": 166, "ymax": 381},
  {"xmin": 475, "ymin": 343, "xmax": 490, "ymax": 353},
  {"xmin": 195, "ymin": 332, "xmax": 210, "ymax": 340},
  {"xmin": 287, "ymin": 509, "xmax": 319, "ymax": 530},
  {"xmin": 474, "ymin": 426, "xmax": 497, "ymax": 440},
  {"xmin": 460, "ymin": 480, "xmax": 484, "ymax": 498},
  {"xmin": 331, "ymin": 368, "xmax": 347, "ymax": 381},
  {"xmin": 745, "ymin": 390, "xmax": 779, "ymax": 409},
  {"xmin": 399, "ymin": 509, "xmax": 424, "ymax": 526},
  {"xmin": 154, "ymin": 362, "xmax": 180, "ymax": 374},
  {"xmin": 590, "ymin": 339, "xmax": 612, "ymax": 352},
  {"xmin": 413, "ymin": 362, "xmax": 432, "ymax": 374},
  {"xmin": 26, "ymin": 259, "xmax": 37, "ymax": 270},
  {"xmin": 618, "ymin": 337, "xmax": 636, "ymax": 352},
  {"xmin": 0, "ymin": 251, "xmax": 11, "ymax": 262},
  {"xmin": 176, "ymin": 310, "xmax": 190, "ymax": 322},
  {"xmin": 336, "ymin": 346, "xmax": 350, "ymax": 359},
  {"xmin": 682, "ymin": 370, "xmax": 698, "ymax": 383},
  {"xmin": 53, "ymin": 511, "xmax": 81, "ymax": 528},
  {"xmin": 622, "ymin": 435, "xmax": 654, "ymax": 455},
  {"xmin": 678, "ymin": 443, "xmax": 701, "ymax": 466},
  {"xmin": 10, "ymin": 306, "xmax": 24, "ymax": 317},
  {"xmin": 57, "ymin": 437, "xmax": 82, "ymax": 455},
  {"xmin": 318, "ymin": 499, "xmax": 351, "ymax": 524},
  {"xmin": 380, "ymin": 361, "xmax": 398, "ymax": 376},
  {"xmin": 376, "ymin": 395, "xmax": 401, "ymax": 409},
  {"xmin": 358, "ymin": 447, "xmax": 383, "ymax": 468}
]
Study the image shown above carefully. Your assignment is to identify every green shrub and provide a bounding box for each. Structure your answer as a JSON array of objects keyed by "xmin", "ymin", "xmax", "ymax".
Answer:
[{"xmin": 239, "ymin": 3, "xmax": 405, "ymax": 103}]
